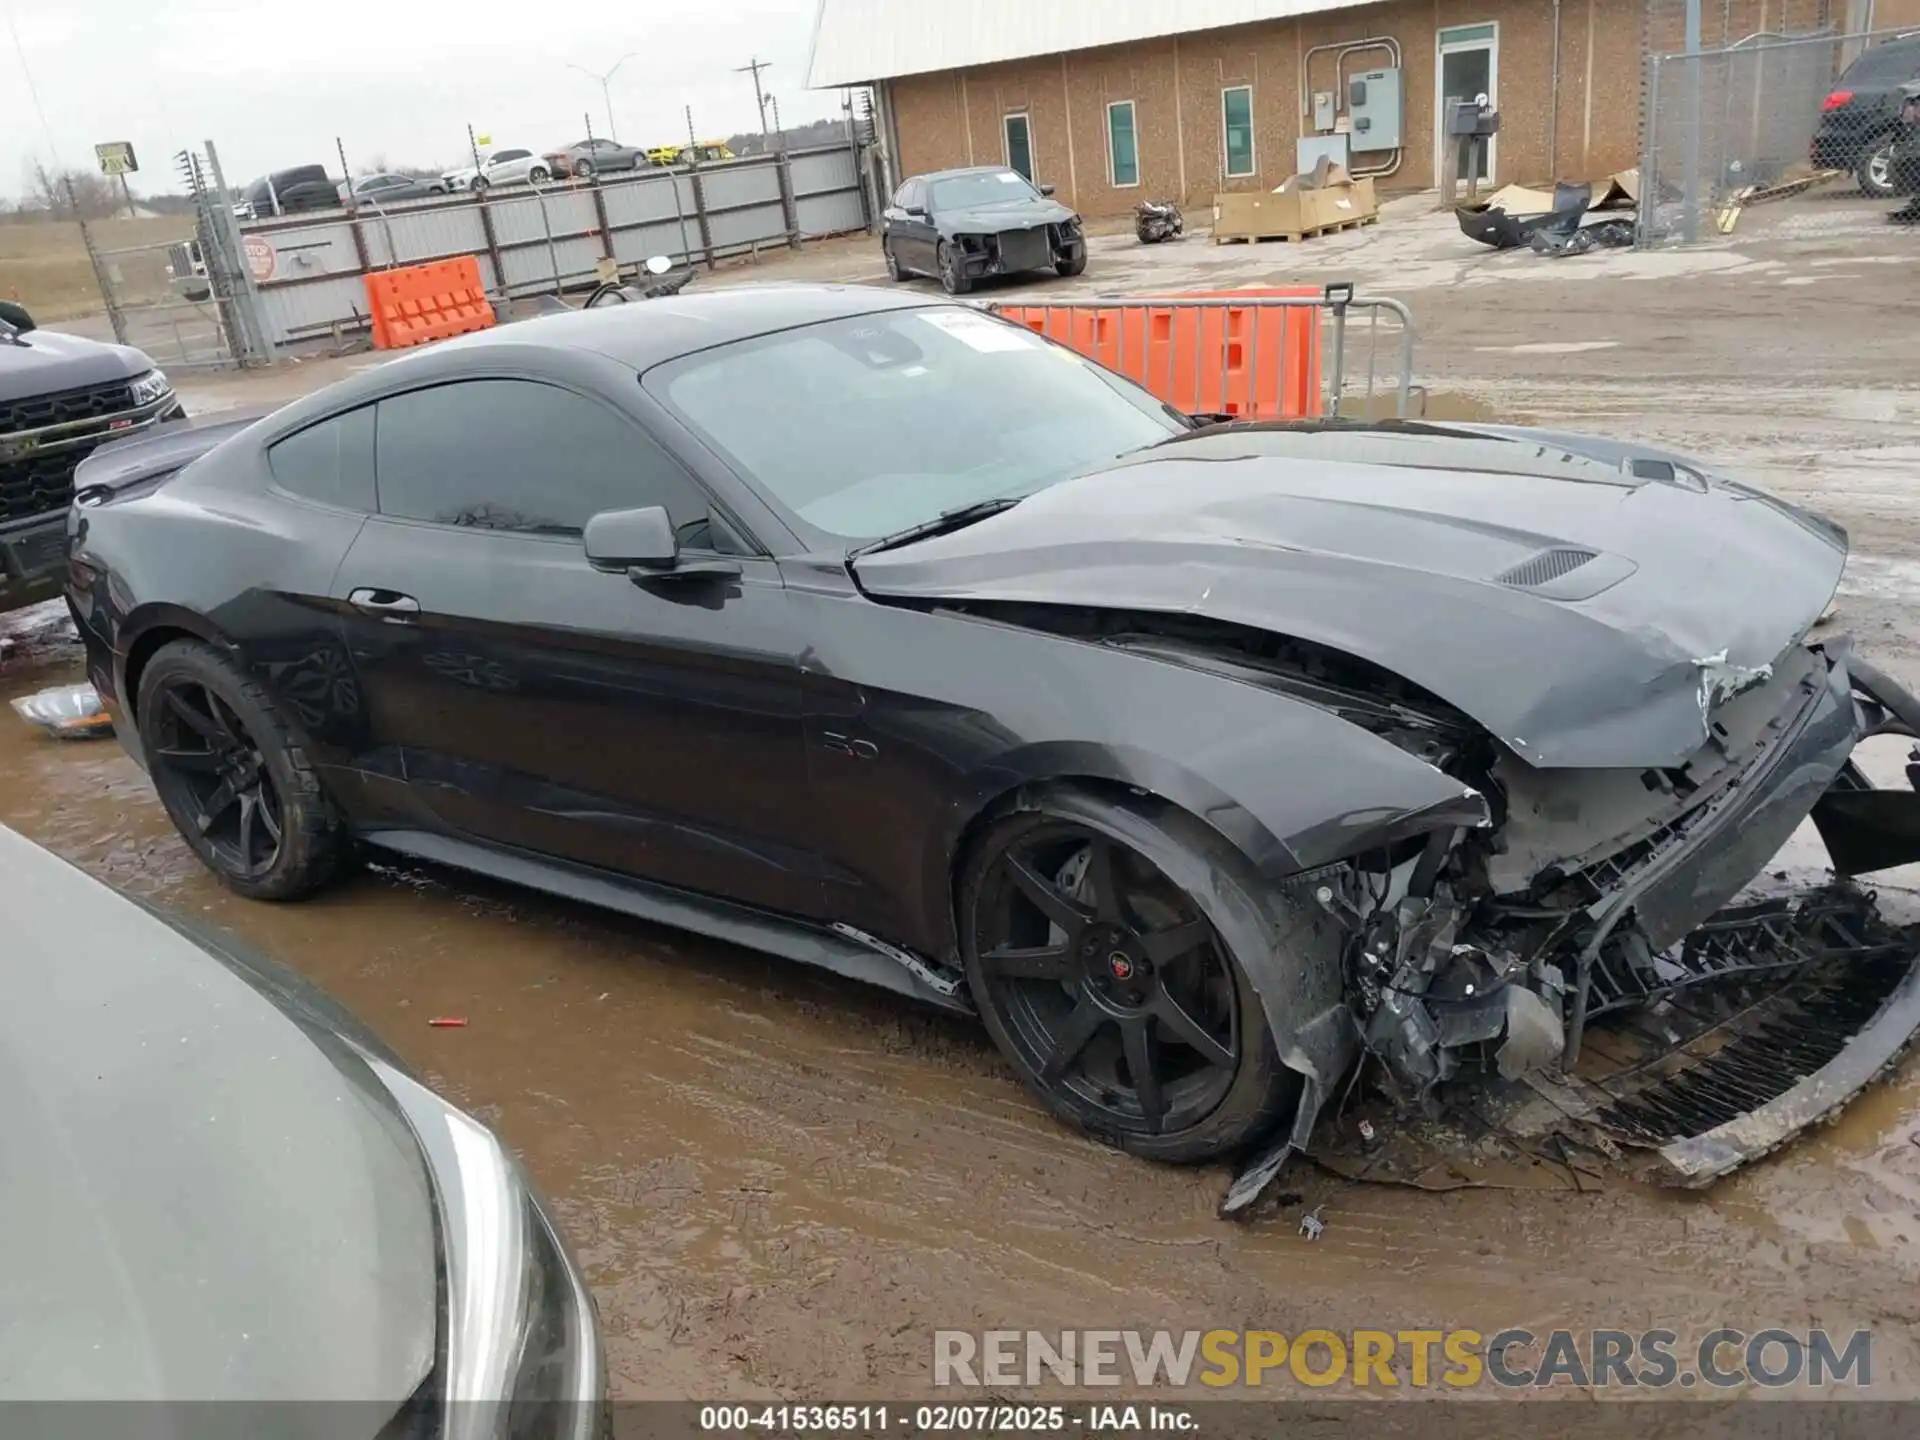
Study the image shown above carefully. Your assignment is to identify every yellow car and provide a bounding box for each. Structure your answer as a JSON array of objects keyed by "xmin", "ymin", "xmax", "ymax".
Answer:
[{"xmin": 644, "ymin": 141, "xmax": 738, "ymax": 166}]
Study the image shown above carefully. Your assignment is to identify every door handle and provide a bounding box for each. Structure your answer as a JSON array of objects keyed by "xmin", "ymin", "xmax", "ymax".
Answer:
[{"xmin": 348, "ymin": 587, "xmax": 421, "ymax": 618}]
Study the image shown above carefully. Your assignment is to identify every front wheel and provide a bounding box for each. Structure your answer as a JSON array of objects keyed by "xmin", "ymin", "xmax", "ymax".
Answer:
[
  {"xmin": 136, "ymin": 641, "xmax": 353, "ymax": 901},
  {"xmin": 530, "ymin": 166, "xmax": 551, "ymax": 183},
  {"xmin": 575, "ymin": 160, "xmax": 595, "ymax": 180},
  {"xmin": 937, "ymin": 240, "xmax": 972, "ymax": 295},
  {"xmin": 470, "ymin": 176, "xmax": 490, "ymax": 194},
  {"xmin": 1860, "ymin": 138, "xmax": 1898, "ymax": 197},
  {"xmin": 1055, "ymin": 247, "xmax": 1088, "ymax": 277},
  {"xmin": 959, "ymin": 790, "xmax": 1301, "ymax": 1162},
  {"xmin": 884, "ymin": 237, "xmax": 908, "ymax": 281}
]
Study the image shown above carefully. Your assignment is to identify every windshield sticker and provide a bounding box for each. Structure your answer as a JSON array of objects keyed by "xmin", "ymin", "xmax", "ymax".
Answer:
[{"xmin": 918, "ymin": 310, "xmax": 1037, "ymax": 353}]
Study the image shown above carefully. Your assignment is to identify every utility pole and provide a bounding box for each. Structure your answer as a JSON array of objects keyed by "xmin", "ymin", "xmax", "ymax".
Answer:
[
  {"xmin": 735, "ymin": 56, "xmax": 773, "ymax": 144},
  {"xmin": 568, "ymin": 54, "xmax": 637, "ymax": 142},
  {"xmin": 1681, "ymin": 0, "xmax": 1702, "ymax": 244}
]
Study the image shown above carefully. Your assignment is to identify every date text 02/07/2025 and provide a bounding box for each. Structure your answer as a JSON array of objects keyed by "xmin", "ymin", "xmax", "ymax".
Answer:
[{"xmin": 696, "ymin": 1404, "xmax": 1198, "ymax": 1433}]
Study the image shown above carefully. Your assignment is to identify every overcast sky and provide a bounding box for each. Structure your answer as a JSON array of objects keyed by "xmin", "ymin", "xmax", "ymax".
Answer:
[{"xmin": 1, "ymin": 0, "xmax": 839, "ymax": 195}]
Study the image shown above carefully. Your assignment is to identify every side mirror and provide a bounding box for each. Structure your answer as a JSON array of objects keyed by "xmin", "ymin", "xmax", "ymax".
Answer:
[
  {"xmin": 0, "ymin": 300, "xmax": 36, "ymax": 334},
  {"xmin": 905, "ymin": 205, "xmax": 927, "ymax": 219},
  {"xmin": 583, "ymin": 505, "xmax": 742, "ymax": 584},
  {"xmin": 584, "ymin": 505, "xmax": 677, "ymax": 568},
  {"xmin": 1039, "ymin": 184, "xmax": 1056, "ymax": 197},
  {"xmin": 643, "ymin": 254, "xmax": 673, "ymax": 276}
]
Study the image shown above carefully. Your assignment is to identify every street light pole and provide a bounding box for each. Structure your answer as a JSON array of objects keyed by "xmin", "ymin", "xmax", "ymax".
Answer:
[{"xmin": 568, "ymin": 54, "xmax": 638, "ymax": 142}]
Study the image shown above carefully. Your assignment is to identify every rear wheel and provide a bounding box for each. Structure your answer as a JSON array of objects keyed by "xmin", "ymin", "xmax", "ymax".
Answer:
[
  {"xmin": 938, "ymin": 241, "xmax": 972, "ymax": 295},
  {"xmin": 1859, "ymin": 137, "xmax": 1898, "ymax": 198},
  {"xmin": 136, "ymin": 641, "xmax": 352, "ymax": 901},
  {"xmin": 960, "ymin": 791, "xmax": 1299, "ymax": 1162}
]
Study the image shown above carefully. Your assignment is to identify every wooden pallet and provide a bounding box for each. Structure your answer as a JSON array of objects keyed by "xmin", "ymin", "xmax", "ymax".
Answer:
[{"xmin": 1213, "ymin": 213, "xmax": 1379, "ymax": 245}]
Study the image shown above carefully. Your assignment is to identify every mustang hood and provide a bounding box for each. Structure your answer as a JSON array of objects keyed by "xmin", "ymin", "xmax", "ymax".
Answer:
[
  {"xmin": 940, "ymin": 199, "xmax": 1077, "ymax": 234},
  {"xmin": 852, "ymin": 425, "xmax": 1848, "ymax": 769}
]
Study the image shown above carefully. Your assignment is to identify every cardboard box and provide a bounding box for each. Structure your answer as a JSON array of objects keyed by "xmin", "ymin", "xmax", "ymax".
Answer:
[{"xmin": 1212, "ymin": 166, "xmax": 1378, "ymax": 243}]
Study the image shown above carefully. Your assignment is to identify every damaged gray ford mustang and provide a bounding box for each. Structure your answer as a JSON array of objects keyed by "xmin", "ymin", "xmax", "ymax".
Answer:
[{"xmin": 63, "ymin": 288, "xmax": 1920, "ymax": 1212}]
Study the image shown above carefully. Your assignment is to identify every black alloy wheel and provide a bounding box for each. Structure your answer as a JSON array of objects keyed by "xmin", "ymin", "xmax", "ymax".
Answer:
[
  {"xmin": 137, "ymin": 640, "xmax": 351, "ymax": 901},
  {"xmin": 147, "ymin": 680, "xmax": 285, "ymax": 881},
  {"xmin": 963, "ymin": 803, "xmax": 1293, "ymax": 1161},
  {"xmin": 938, "ymin": 240, "xmax": 972, "ymax": 295}
]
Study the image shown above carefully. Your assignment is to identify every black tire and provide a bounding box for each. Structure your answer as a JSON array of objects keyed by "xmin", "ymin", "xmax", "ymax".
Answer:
[
  {"xmin": 575, "ymin": 160, "xmax": 596, "ymax": 180},
  {"xmin": 136, "ymin": 640, "xmax": 352, "ymax": 902},
  {"xmin": 884, "ymin": 238, "xmax": 908, "ymax": 281},
  {"xmin": 1055, "ymin": 248, "xmax": 1088, "ymax": 278},
  {"xmin": 938, "ymin": 240, "xmax": 973, "ymax": 295},
  {"xmin": 470, "ymin": 176, "xmax": 490, "ymax": 194},
  {"xmin": 531, "ymin": 166, "xmax": 551, "ymax": 184},
  {"xmin": 1859, "ymin": 138, "xmax": 1898, "ymax": 198},
  {"xmin": 959, "ymin": 787, "xmax": 1310, "ymax": 1163}
]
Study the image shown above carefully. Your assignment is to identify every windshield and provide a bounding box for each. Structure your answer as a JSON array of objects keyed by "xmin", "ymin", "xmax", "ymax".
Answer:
[
  {"xmin": 649, "ymin": 307, "xmax": 1186, "ymax": 542},
  {"xmin": 930, "ymin": 170, "xmax": 1041, "ymax": 209}
]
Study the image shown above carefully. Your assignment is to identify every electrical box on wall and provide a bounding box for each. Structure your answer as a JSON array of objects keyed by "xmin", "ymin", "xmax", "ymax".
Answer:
[
  {"xmin": 1312, "ymin": 91, "xmax": 1336, "ymax": 133},
  {"xmin": 1346, "ymin": 67, "xmax": 1403, "ymax": 152}
]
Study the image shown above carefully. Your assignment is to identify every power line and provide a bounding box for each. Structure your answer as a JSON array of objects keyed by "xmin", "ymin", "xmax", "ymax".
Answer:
[{"xmin": 3, "ymin": 0, "xmax": 63, "ymax": 170}]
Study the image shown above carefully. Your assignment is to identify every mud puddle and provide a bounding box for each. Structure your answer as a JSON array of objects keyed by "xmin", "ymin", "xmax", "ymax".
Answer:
[{"xmin": 8, "ymin": 635, "xmax": 1920, "ymax": 1395}]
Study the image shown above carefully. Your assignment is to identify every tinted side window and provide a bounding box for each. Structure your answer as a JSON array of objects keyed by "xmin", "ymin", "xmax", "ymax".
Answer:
[
  {"xmin": 267, "ymin": 407, "xmax": 376, "ymax": 512},
  {"xmin": 373, "ymin": 379, "xmax": 720, "ymax": 543}
]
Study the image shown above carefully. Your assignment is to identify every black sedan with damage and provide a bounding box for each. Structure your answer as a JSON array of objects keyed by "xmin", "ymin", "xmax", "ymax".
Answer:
[
  {"xmin": 882, "ymin": 166, "xmax": 1087, "ymax": 294},
  {"xmin": 65, "ymin": 287, "xmax": 1920, "ymax": 1210}
]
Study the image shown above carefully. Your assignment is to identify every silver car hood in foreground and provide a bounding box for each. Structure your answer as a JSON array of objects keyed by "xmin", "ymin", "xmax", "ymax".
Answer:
[{"xmin": 0, "ymin": 826, "xmax": 438, "ymax": 1402}]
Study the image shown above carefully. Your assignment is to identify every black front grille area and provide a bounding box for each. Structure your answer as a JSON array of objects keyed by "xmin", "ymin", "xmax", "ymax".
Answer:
[
  {"xmin": 1, "ymin": 379, "xmax": 144, "ymax": 524},
  {"xmin": 0, "ymin": 447, "xmax": 98, "ymax": 524},
  {"xmin": 2, "ymin": 378, "xmax": 137, "ymax": 437}
]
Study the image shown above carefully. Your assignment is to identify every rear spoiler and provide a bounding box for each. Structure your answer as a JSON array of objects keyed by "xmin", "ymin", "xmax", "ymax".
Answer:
[{"xmin": 72, "ymin": 406, "xmax": 277, "ymax": 506}]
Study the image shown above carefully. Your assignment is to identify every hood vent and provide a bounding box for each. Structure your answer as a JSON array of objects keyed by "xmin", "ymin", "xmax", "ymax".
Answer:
[{"xmin": 1496, "ymin": 547, "xmax": 1599, "ymax": 590}]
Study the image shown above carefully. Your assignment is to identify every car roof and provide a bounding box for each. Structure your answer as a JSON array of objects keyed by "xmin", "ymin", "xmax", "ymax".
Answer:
[{"xmin": 419, "ymin": 284, "xmax": 948, "ymax": 372}]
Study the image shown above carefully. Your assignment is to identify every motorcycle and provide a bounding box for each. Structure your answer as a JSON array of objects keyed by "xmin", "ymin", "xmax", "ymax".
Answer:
[
  {"xmin": 1134, "ymin": 199, "xmax": 1184, "ymax": 244},
  {"xmin": 583, "ymin": 254, "xmax": 696, "ymax": 307}
]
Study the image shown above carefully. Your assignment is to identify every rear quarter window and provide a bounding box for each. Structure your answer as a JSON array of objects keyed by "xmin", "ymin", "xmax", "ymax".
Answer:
[
  {"xmin": 1841, "ymin": 39, "xmax": 1920, "ymax": 85},
  {"xmin": 266, "ymin": 407, "xmax": 377, "ymax": 512}
]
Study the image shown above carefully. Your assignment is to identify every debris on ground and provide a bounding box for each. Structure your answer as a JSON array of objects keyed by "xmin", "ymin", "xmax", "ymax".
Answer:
[
  {"xmin": 428, "ymin": 1016, "xmax": 469, "ymax": 1028},
  {"xmin": 10, "ymin": 683, "xmax": 113, "ymax": 740},
  {"xmin": 1457, "ymin": 170, "xmax": 1638, "ymax": 253},
  {"xmin": 1298, "ymin": 1205, "xmax": 1327, "ymax": 1240}
]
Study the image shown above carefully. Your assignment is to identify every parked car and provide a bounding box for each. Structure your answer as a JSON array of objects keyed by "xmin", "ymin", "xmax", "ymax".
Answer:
[
  {"xmin": 643, "ymin": 140, "xmax": 736, "ymax": 166},
  {"xmin": 544, "ymin": 138, "xmax": 647, "ymax": 179},
  {"xmin": 339, "ymin": 172, "xmax": 445, "ymax": 206},
  {"xmin": 1, "ymin": 301, "xmax": 181, "ymax": 615},
  {"xmin": 883, "ymin": 165, "xmax": 1086, "ymax": 294},
  {"xmin": 1811, "ymin": 31, "xmax": 1920, "ymax": 195},
  {"xmin": 0, "ymin": 820, "xmax": 605, "ymax": 1420},
  {"xmin": 63, "ymin": 288, "xmax": 1920, "ymax": 1198},
  {"xmin": 443, "ymin": 148, "xmax": 552, "ymax": 193},
  {"xmin": 240, "ymin": 164, "xmax": 341, "ymax": 217}
]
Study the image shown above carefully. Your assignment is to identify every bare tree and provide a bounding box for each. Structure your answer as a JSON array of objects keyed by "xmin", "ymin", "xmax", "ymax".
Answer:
[{"xmin": 22, "ymin": 162, "xmax": 123, "ymax": 219}]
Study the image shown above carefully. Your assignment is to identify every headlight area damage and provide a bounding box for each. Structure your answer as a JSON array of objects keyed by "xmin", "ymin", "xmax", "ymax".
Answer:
[
  {"xmin": 1224, "ymin": 635, "xmax": 1920, "ymax": 1213},
  {"xmin": 848, "ymin": 421, "xmax": 1920, "ymax": 1214}
]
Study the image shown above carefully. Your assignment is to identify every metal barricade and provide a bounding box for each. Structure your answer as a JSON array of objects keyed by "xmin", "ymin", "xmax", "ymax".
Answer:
[{"xmin": 984, "ymin": 284, "xmax": 1416, "ymax": 421}]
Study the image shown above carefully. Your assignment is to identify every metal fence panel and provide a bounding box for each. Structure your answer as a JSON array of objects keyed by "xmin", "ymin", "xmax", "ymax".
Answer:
[
  {"xmin": 236, "ymin": 139, "xmax": 870, "ymax": 345},
  {"xmin": 1638, "ymin": 25, "xmax": 1901, "ymax": 246}
]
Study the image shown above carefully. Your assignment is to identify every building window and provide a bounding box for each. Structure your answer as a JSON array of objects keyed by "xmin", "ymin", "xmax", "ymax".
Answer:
[
  {"xmin": 1222, "ymin": 86, "xmax": 1255, "ymax": 178},
  {"xmin": 1106, "ymin": 100, "xmax": 1139, "ymax": 187},
  {"xmin": 1004, "ymin": 113, "xmax": 1034, "ymax": 181}
]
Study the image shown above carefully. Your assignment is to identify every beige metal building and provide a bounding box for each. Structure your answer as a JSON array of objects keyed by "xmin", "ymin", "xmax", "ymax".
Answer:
[{"xmin": 807, "ymin": 0, "xmax": 1854, "ymax": 216}]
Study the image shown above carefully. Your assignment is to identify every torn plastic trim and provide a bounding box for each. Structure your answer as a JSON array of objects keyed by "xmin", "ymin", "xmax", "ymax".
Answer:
[{"xmin": 1652, "ymin": 935, "xmax": 1920, "ymax": 1186}]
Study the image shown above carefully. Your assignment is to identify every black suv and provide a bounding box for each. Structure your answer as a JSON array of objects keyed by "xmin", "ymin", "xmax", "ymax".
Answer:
[
  {"xmin": 239, "ymin": 164, "xmax": 340, "ymax": 218},
  {"xmin": 0, "ymin": 302, "xmax": 183, "ymax": 614},
  {"xmin": 1812, "ymin": 32, "xmax": 1920, "ymax": 196}
]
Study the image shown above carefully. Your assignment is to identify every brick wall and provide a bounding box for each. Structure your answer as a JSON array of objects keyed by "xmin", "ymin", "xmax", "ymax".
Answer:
[{"xmin": 887, "ymin": 0, "xmax": 1657, "ymax": 217}]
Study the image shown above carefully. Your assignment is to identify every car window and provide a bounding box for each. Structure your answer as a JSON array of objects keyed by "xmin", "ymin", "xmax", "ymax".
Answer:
[
  {"xmin": 649, "ymin": 307, "xmax": 1186, "ymax": 542},
  {"xmin": 374, "ymin": 379, "xmax": 728, "ymax": 546},
  {"xmin": 493, "ymin": 149, "xmax": 531, "ymax": 163},
  {"xmin": 1841, "ymin": 39, "xmax": 1920, "ymax": 84},
  {"xmin": 267, "ymin": 406, "xmax": 377, "ymax": 512},
  {"xmin": 929, "ymin": 170, "xmax": 1040, "ymax": 209}
]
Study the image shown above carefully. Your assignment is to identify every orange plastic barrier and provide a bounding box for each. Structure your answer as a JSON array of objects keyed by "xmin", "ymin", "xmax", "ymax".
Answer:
[
  {"xmin": 364, "ymin": 257, "xmax": 496, "ymax": 351},
  {"xmin": 992, "ymin": 287, "xmax": 1324, "ymax": 419}
]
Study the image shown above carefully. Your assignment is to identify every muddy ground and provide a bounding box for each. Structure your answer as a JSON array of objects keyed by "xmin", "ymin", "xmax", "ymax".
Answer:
[{"xmin": 8, "ymin": 184, "xmax": 1920, "ymax": 1403}]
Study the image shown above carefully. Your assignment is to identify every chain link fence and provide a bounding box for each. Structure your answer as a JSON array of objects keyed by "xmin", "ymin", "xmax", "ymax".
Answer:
[{"xmin": 1639, "ymin": 20, "xmax": 1916, "ymax": 246}]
